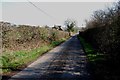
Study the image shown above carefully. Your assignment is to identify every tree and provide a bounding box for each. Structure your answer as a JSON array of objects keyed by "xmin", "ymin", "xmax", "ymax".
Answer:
[{"xmin": 64, "ymin": 19, "xmax": 77, "ymax": 36}]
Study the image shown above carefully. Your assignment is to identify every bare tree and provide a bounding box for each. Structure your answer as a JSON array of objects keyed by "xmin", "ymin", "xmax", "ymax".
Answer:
[{"xmin": 64, "ymin": 19, "xmax": 77, "ymax": 36}]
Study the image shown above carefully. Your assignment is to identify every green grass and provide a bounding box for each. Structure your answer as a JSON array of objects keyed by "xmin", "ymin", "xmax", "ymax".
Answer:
[
  {"xmin": 1, "ymin": 45, "xmax": 51, "ymax": 72},
  {"xmin": 77, "ymin": 35, "xmax": 109, "ymax": 80},
  {"xmin": 77, "ymin": 35, "xmax": 105, "ymax": 62},
  {"xmin": 1, "ymin": 39, "xmax": 67, "ymax": 73},
  {"xmin": 51, "ymin": 38, "xmax": 66, "ymax": 46}
]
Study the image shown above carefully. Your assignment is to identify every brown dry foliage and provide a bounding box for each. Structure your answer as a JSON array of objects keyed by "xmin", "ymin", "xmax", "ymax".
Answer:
[{"xmin": 1, "ymin": 22, "xmax": 69, "ymax": 52}]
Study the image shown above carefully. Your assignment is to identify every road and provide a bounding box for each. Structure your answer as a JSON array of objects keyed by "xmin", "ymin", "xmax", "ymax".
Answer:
[{"xmin": 9, "ymin": 35, "xmax": 92, "ymax": 80}]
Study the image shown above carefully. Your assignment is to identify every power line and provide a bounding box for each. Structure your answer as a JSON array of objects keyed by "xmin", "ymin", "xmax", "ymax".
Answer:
[{"xmin": 27, "ymin": 0, "xmax": 57, "ymax": 21}]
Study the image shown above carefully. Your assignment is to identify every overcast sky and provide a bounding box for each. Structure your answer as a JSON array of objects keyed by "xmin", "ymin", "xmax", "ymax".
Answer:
[{"xmin": 1, "ymin": 1, "xmax": 115, "ymax": 27}]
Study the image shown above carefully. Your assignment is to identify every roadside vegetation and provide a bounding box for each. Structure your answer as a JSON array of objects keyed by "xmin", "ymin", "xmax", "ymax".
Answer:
[
  {"xmin": 79, "ymin": 1, "xmax": 120, "ymax": 80},
  {"xmin": 64, "ymin": 19, "xmax": 77, "ymax": 36},
  {"xmin": 1, "ymin": 22, "xmax": 69, "ymax": 73},
  {"xmin": 77, "ymin": 35, "xmax": 107, "ymax": 80}
]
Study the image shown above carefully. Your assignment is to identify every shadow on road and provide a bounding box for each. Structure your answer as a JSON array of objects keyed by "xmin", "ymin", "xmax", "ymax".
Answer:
[{"xmin": 8, "ymin": 35, "xmax": 92, "ymax": 80}]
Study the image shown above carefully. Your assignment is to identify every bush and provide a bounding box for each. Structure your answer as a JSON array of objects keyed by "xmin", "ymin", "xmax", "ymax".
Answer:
[
  {"xmin": 80, "ymin": 1, "xmax": 120, "ymax": 80},
  {"xmin": 1, "ymin": 22, "xmax": 69, "ymax": 51},
  {"xmin": 1, "ymin": 22, "xmax": 69, "ymax": 73}
]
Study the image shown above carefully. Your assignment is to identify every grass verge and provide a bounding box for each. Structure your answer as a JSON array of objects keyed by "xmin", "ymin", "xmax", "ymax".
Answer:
[
  {"xmin": 1, "ymin": 38, "xmax": 67, "ymax": 73},
  {"xmin": 77, "ymin": 35, "xmax": 108, "ymax": 80},
  {"xmin": 77, "ymin": 35, "xmax": 105, "ymax": 62}
]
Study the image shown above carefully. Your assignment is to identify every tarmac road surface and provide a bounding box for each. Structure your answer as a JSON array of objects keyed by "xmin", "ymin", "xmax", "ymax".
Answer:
[{"xmin": 9, "ymin": 35, "xmax": 92, "ymax": 80}]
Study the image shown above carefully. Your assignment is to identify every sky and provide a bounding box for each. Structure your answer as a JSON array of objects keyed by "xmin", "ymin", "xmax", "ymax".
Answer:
[{"xmin": 1, "ymin": 0, "xmax": 117, "ymax": 27}]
